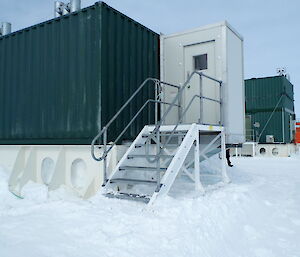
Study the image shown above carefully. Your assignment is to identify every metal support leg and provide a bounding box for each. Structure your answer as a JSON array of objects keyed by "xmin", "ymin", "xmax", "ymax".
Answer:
[
  {"xmin": 155, "ymin": 129, "xmax": 161, "ymax": 192},
  {"xmin": 221, "ymin": 131, "xmax": 230, "ymax": 183},
  {"xmin": 194, "ymin": 137, "xmax": 204, "ymax": 193},
  {"xmin": 102, "ymin": 159, "xmax": 107, "ymax": 187},
  {"xmin": 186, "ymin": 134, "xmax": 221, "ymax": 169},
  {"xmin": 200, "ymin": 151, "xmax": 220, "ymax": 174},
  {"xmin": 102, "ymin": 129, "xmax": 107, "ymax": 186},
  {"xmin": 182, "ymin": 165, "xmax": 195, "ymax": 182}
]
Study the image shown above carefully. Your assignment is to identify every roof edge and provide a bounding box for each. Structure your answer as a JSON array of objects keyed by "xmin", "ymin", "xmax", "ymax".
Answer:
[
  {"xmin": 0, "ymin": 1, "xmax": 159, "ymax": 40},
  {"xmin": 161, "ymin": 20, "xmax": 243, "ymax": 41}
]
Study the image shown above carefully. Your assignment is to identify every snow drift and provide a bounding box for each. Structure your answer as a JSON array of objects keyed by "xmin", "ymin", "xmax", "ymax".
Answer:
[{"xmin": 1, "ymin": 156, "xmax": 300, "ymax": 257}]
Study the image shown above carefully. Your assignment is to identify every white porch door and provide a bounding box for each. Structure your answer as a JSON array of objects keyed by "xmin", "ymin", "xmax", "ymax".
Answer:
[{"xmin": 183, "ymin": 41, "xmax": 219, "ymax": 125}]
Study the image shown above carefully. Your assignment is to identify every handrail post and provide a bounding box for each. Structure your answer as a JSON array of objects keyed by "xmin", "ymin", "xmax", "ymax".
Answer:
[
  {"xmin": 178, "ymin": 86, "xmax": 182, "ymax": 123},
  {"xmin": 155, "ymin": 72, "xmax": 224, "ymax": 159},
  {"xmin": 155, "ymin": 81, "xmax": 161, "ymax": 191},
  {"xmin": 155, "ymin": 81, "xmax": 158, "ymax": 126},
  {"xmin": 219, "ymin": 81, "xmax": 223, "ymax": 125},
  {"xmin": 155, "ymin": 126, "xmax": 161, "ymax": 192},
  {"xmin": 102, "ymin": 128, "xmax": 107, "ymax": 186},
  {"xmin": 199, "ymin": 74, "xmax": 203, "ymax": 124}
]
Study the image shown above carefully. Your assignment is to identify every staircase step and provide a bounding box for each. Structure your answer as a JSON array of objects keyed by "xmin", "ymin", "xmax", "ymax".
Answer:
[
  {"xmin": 148, "ymin": 127, "xmax": 189, "ymax": 133},
  {"xmin": 110, "ymin": 178, "xmax": 157, "ymax": 184},
  {"xmin": 127, "ymin": 154, "xmax": 174, "ymax": 159},
  {"xmin": 105, "ymin": 192, "xmax": 150, "ymax": 203},
  {"xmin": 142, "ymin": 132, "xmax": 186, "ymax": 138},
  {"xmin": 119, "ymin": 166, "xmax": 167, "ymax": 171},
  {"xmin": 135, "ymin": 143, "xmax": 179, "ymax": 148}
]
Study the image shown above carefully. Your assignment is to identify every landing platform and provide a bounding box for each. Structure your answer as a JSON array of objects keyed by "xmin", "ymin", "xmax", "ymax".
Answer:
[{"xmin": 147, "ymin": 124, "xmax": 224, "ymax": 133}]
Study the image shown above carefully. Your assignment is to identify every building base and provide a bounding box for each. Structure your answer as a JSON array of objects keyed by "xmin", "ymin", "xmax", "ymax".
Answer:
[
  {"xmin": 231, "ymin": 143, "xmax": 297, "ymax": 157},
  {"xmin": 0, "ymin": 145, "xmax": 129, "ymax": 199}
]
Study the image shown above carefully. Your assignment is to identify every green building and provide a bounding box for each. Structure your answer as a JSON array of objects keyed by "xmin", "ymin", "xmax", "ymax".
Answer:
[
  {"xmin": 0, "ymin": 2, "xmax": 159, "ymax": 145},
  {"xmin": 245, "ymin": 76, "xmax": 295, "ymax": 143}
]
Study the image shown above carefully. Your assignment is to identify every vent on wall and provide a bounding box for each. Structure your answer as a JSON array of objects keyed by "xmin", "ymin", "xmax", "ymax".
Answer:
[
  {"xmin": 54, "ymin": 0, "xmax": 81, "ymax": 18},
  {"xmin": 0, "ymin": 22, "xmax": 12, "ymax": 36}
]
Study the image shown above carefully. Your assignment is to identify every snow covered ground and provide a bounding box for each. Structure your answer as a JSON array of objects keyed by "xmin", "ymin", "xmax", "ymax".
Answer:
[{"xmin": 1, "ymin": 156, "xmax": 300, "ymax": 257}]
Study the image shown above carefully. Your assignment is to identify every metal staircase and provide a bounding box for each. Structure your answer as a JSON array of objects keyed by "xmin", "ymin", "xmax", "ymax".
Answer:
[{"xmin": 91, "ymin": 71, "xmax": 229, "ymax": 204}]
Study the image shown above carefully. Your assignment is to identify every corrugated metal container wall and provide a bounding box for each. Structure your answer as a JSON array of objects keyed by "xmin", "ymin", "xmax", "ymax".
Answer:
[
  {"xmin": 282, "ymin": 77, "xmax": 294, "ymax": 111},
  {"xmin": 249, "ymin": 111, "xmax": 291, "ymax": 143},
  {"xmin": 245, "ymin": 76, "xmax": 295, "ymax": 143},
  {"xmin": 245, "ymin": 76, "xmax": 294, "ymax": 112},
  {"xmin": 100, "ymin": 4, "xmax": 158, "ymax": 141},
  {"xmin": 0, "ymin": 2, "xmax": 159, "ymax": 145}
]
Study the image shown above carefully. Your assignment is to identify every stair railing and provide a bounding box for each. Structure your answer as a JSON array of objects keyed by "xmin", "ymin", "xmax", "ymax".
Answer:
[
  {"xmin": 145, "ymin": 71, "xmax": 222, "ymax": 191},
  {"xmin": 91, "ymin": 78, "xmax": 181, "ymax": 184},
  {"xmin": 91, "ymin": 72, "xmax": 223, "ymax": 187},
  {"xmin": 147, "ymin": 71, "xmax": 223, "ymax": 155}
]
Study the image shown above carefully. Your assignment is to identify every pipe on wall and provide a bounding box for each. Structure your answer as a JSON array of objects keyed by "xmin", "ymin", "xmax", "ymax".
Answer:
[
  {"xmin": 54, "ymin": 1, "xmax": 64, "ymax": 18},
  {"xmin": 70, "ymin": 0, "xmax": 81, "ymax": 12},
  {"xmin": 0, "ymin": 22, "xmax": 12, "ymax": 36},
  {"xmin": 54, "ymin": 0, "xmax": 81, "ymax": 18}
]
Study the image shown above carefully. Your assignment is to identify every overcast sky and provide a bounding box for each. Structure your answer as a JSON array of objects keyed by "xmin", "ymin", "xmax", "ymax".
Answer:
[{"xmin": 1, "ymin": 0, "xmax": 299, "ymax": 116}]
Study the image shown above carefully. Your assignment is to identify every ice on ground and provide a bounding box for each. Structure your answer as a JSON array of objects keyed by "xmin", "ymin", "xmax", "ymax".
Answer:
[{"xmin": 1, "ymin": 156, "xmax": 300, "ymax": 257}]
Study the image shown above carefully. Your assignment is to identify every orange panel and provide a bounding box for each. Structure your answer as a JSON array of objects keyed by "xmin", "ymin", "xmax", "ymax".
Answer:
[
  {"xmin": 296, "ymin": 126, "xmax": 300, "ymax": 143},
  {"xmin": 296, "ymin": 132, "xmax": 300, "ymax": 143}
]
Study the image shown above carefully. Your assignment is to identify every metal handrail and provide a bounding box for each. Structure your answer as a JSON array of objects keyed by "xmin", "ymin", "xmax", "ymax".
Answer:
[
  {"xmin": 160, "ymin": 71, "xmax": 221, "ymax": 127},
  {"xmin": 92, "ymin": 99, "xmax": 179, "ymax": 161},
  {"xmin": 145, "ymin": 73, "xmax": 222, "ymax": 163},
  {"xmin": 147, "ymin": 71, "xmax": 222, "ymax": 146},
  {"xmin": 91, "ymin": 78, "xmax": 180, "ymax": 161},
  {"xmin": 144, "ymin": 71, "xmax": 222, "ymax": 191},
  {"xmin": 91, "ymin": 71, "xmax": 223, "ymax": 187},
  {"xmin": 144, "ymin": 94, "xmax": 203, "ymax": 163}
]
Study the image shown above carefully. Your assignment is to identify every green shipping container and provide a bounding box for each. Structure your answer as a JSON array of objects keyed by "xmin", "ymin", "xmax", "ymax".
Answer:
[
  {"xmin": 245, "ymin": 111, "xmax": 294, "ymax": 143},
  {"xmin": 245, "ymin": 76, "xmax": 295, "ymax": 143},
  {"xmin": 245, "ymin": 76, "xmax": 294, "ymax": 112},
  {"xmin": 0, "ymin": 2, "xmax": 159, "ymax": 145}
]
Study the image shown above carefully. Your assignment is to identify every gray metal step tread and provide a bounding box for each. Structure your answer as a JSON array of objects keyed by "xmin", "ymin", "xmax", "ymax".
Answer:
[
  {"xmin": 142, "ymin": 132, "xmax": 187, "ymax": 138},
  {"xmin": 105, "ymin": 192, "xmax": 150, "ymax": 203},
  {"xmin": 110, "ymin": 178, "xmax": 157, "ymax": 184},
  {"xmin": 119, "ymin": 166, "xmax": 167, "ymax": 171},
  {"xmin": 135, "ymin": 143, "xmax": 179, "ymax": 148},
  {"xmin": 127, "ymin": 154, "xmax": 174, "ymax": 159},
  {"xmin": 148, "ymin": 128, "xmax": 189, "ymax": 133}
]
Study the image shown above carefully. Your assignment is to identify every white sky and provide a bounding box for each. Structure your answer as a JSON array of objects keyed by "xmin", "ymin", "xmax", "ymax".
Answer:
[{"xmin": 1, "ymin": 0, "xmax": 299, "ymax": 116}]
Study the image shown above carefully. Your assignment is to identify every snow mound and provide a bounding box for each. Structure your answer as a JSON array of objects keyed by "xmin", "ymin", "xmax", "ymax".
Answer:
[
  {"xmin": 48, "ymin": 185, "xmax": 81, "ymax": 201},
  {"xmin": 21, "ymin": 181, "xmax": 48, "ymax": 203},
  {"xmin": 0, "ymin": 157, "xmax": 300, "ymax": 257}
]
